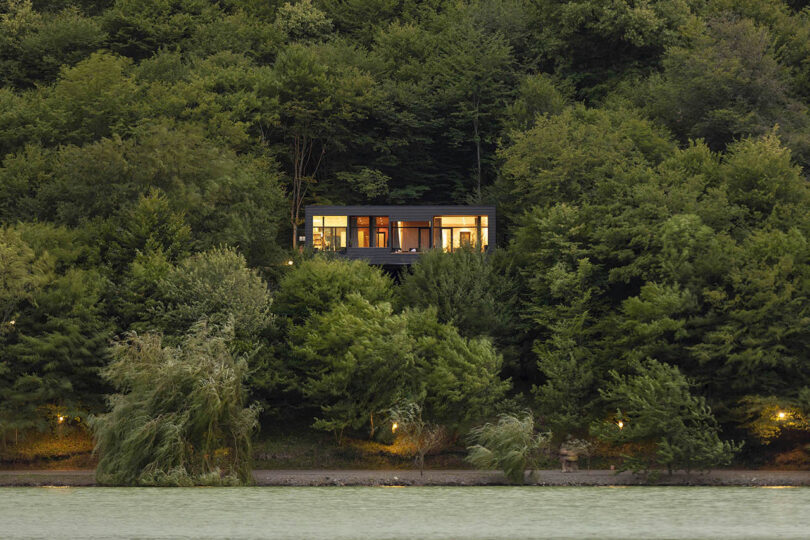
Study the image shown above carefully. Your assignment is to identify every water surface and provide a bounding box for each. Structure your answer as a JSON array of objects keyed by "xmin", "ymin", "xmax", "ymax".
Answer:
[{"xmin": 1, "ymin": 486, "xmax": 808, "ymax": 539}]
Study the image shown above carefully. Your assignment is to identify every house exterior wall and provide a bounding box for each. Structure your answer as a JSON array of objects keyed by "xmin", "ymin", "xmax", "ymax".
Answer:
[{"xmin": 304, "ymin": 205, "xmax": 496, "ymax": 265}]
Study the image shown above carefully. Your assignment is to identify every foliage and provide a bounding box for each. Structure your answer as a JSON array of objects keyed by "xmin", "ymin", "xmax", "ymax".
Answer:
[
  {"xmin": 274, "ymin": 0, "xmax": 333, "ymax": 42},
  {"xmin": 388, "ymin": 399, "xmax": 446, "ymax": 476},
  {"xmin": 155, "ymin": 246, "xmax": 273, "ymax": 340},
  {"xmin": 272, "ymin": 257, "xmax": 393, "ymax": 325},
  {"xmin": 92, "ymin": 324, "xmax": 259, "ymax": 486},
  {"xmin": 402, "ymin": 306, "xmax": 509, "ymax": 430},
  {"xmin": 397, "ymin": 248, "xmax": 518, "ymax": 341},
  {"xmin": 1, "ymin": 226, "xmax": 110, "ymax": 438},
  {"xmin": 638, "ymin": 17, "xmax": 810, "ymax": 165},
  {"xmin": 291, "ymin": 296, "xmax": 507, "ymax": 440},
  {"xmin": 735, "ymin": 394, "xmax": 810, "ymax": 444},
  {"xmin": 291, "ymin": 296, "xmax": 413, "ymax": 441},
  {"xmin": 466, "ymin": 413, "xmax": 550, "ymax": 484},
  {"xmin": 0, "ymin": 226, "xmax": 51, "ymax": 325},
  {"xmin": 592, "ymin": 360, "xmax": 740, "ymax": 474},
  {"xmin": 3, "ymin": 0, "xmax": 810, "ymax": 462}
]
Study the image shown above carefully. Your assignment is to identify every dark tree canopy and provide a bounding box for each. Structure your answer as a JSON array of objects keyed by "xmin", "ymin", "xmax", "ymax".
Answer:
[{"xmin": 3, "ymin": 0, "xmax": 810, "ymax": 466}]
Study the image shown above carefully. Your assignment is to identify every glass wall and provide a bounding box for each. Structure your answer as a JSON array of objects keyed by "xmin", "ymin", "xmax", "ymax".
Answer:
[
  {"xmin": 351, "ymin": 216, "xmax": 370, "ymax": 247},
  {"xmin": 312, "ymin": 215, "xmax": 347, "ymax": 251},
  {"xmin": 392, "ymin": 221, "xmax": 430, "ymax": 252},
  {"xmin": 374, "ymin": 217, "xmax": 389, "ymax": 248},
  {"xmin": 433, "ymin": 215, "xmax": 488, "ymax": 252}
]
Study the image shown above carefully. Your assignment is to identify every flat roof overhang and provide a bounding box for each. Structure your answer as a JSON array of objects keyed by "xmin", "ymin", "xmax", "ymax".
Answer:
[{"xmin": 305, "ymin": 205, "xmax": 495, "ymax": 221}]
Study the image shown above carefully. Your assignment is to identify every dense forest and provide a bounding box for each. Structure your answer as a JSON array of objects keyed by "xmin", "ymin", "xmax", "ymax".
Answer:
[{"xmin": 2, "ymin": 0, "xmax": 810, "ymax": 480}]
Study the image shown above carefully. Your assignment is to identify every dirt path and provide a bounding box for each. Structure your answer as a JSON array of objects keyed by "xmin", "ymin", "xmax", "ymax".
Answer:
[{"xmin": 2, "ymin": 469, "xmax": 810, "ymax": 487}]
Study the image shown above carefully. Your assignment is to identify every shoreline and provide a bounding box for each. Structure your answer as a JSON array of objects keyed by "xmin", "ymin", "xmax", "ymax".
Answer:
[{"xmin": 2, "ymin": 469, "xmax": 810, "ymax": 487}]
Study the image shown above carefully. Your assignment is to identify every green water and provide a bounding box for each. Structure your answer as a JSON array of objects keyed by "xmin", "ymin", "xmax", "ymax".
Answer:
[{"xmin": 1, "ymin": 486, "xmax": 808, "ymax": 539}]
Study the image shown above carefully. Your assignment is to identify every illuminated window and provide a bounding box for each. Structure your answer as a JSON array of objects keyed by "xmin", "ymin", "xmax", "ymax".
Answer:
[
  {"xmin": 312, "ymin": 215, "xmax": 347, "ymax": 251},
  {"xmin": 351, "ymin": 216, "xmax": 371, "ymax": 247},
  {"xmin": 392, "ymin": 221, "xmax": 430, "ymax": 252},
  {"xmin": 374, "ymin": 216, "xmax": 389, "ymax": 247},
  {"xmin": 433, "ymin": 216, "xmax": 488, "ymax": 252}
]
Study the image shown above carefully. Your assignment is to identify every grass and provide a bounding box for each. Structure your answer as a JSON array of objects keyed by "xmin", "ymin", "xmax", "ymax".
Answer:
[
  {"xmin": 252, "ymin": 428, "xmax": 470, "ymax": 470},
  {"xmin": 0, "ymin": 426, "xmax": 96, "ymax": 470}
]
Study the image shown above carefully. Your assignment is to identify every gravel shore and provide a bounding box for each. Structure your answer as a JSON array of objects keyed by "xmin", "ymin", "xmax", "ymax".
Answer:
[{"xmin": 2, "ymin": 469, "xmax": 810, "ymax": 487}]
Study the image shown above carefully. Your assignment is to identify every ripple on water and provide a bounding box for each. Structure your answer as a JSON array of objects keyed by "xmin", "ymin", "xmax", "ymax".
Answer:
[{"xmin": 1, "ymin": 485, "xmax": 809, "ymax": 539}]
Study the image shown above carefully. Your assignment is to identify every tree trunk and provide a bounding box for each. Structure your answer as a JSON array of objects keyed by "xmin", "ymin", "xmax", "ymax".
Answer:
[
  {"xmin": 369, "ymin": 412, "xmax": 375, "ymax": 439},
  {"xmin": 288, "ymin": 134, "xmax": 325, "ymax": 249},
  {"xmin": 473, "ymin": 97, "xmax": 482, "ymax": 200}
]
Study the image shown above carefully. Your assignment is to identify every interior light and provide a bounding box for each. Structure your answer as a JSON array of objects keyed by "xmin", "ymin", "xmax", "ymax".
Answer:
[
  {"xmin": 617, "ymin": 421, "xmax": 624, "ymax": 429},
  {"xmin": 777, "ymin": 411, "xmax": 787, "ymax": 420}
]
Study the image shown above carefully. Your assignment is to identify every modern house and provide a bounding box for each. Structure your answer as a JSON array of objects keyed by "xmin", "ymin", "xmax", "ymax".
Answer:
[{"xmin": 304, "ymin": 205, "xmax": 496, "ymax": 265}]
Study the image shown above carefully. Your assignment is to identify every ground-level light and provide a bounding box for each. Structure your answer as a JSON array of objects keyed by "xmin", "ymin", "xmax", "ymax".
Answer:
[
  {"xmin": 617, "ymin": 421, "xmax": 624, "ymax": 429},
  {"xmin": 777, "ymin": 411, "xmax": 787, "ymax": 420},
  {"xmin": 392, "ymin": 422, "xmax": 398, "ymax": 433},
  {"xmin": 58, "ymin": 416, "xmax": 65, "ymax": 424}
]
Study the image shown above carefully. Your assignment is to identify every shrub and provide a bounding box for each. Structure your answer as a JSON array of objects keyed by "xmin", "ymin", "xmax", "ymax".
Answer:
[
  {"xmin": 592, "ymin": 359, "xmax": 740, "ymax": 474},
  {"xmin": 92, "ymin": 323, "xmax": 259, "ymax": 486},
  {"xmin": 466, "ymin": 413, "xmax": 550, "ymax": 484}
]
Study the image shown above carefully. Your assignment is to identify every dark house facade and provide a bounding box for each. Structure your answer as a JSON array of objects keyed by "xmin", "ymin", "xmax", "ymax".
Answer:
[{"xmin": 304, "ymin": 205, "xmax": 496, "ymax": 265}]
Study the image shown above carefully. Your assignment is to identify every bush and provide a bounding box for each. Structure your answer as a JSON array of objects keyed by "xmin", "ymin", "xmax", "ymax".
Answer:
[
  {"xmin": 466, "ymin": 413, "xmax": 550, "ymax": 484},
  {"xmin": 273, "ymin": 257, "xmax": 393, "ymax": 326},
  {"xmin": 592, "ymin": 359, "xmax": 740, "ymax": 474},
  {"xmin": 92, "ymin": 323, "xmax": 259, "ymax": 486},
  {"xmin": 397, "ymin": 247, "xmax": 519, "ymax": 341},
  {"xmin": 291, "ymin": 296, "xmax": 508, "ymax": 440}
]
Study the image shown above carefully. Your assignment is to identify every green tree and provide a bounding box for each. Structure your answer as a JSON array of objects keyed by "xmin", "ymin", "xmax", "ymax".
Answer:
[
  {"xmin": 498, "ymin": 105, "xmax": 675, "ymax": 219},
  {"xmin": 431, "ymin": 14, "xmax": 514, "ymax": 197},
  {"xmin": 0, "ymin": 2, "xmax": 106, "ymax": 89},
  {"xmin": 592, "ymin": 359, "xmax": 740, "ymax": 474},
  {"xmin": 47, "ymin": 51, "xmax": 139, "ymax": 145},
  {"xmin": 640, "ymin": 17, "xmax": 810, "ymax": 164},
  {"xmin": 272, "ymin": 257, "xmax": 393, "ymax": 326},
  {"xmin": 530, "ymin": 0, "xmax": 692, "ymax": 98},
  {"xmin": 466, "ymin": 413, "xmax": 550, "ymax": 484},
  {"xmin": 0, "ymin": 226, "xmax": 50, "ymax": 325},
  {"xmin": 397, "ymin": 248, "xmax": 518, "ymax": 342},
  {"xmin": 264, "ymin": 43, "xmax": 375, "ymax": 247},
  {"xmin": 291, "ymin": 296, "xmax": 507, "ymax": 439},
  {"xmin": 155, "ymin": 247, "xmax": 273, "ymax": 341},
  {"xmin": 273, "ymin": 0, "xmax": 333, "ymax": 42},
  {"xmin": 100, "ymin": 187, "xmax": 191, "ymax": 272},
  {"xmin": 403, "ymin": 306, "xmax": 509, "ymax": 430},
  {"xmin": 503, "ymin": 73, "xmax": 570, "ymax": 133},
  {"xmin": 291, "ymin": 295, "xmax": 414, "ymax": 440},
  {"xmin": 101, "ymin": 0, "xmax": 219, "ymax": 60},
  {"xmin": 93, "ymin": 324, "xmax": 259, "ymax": 486}
]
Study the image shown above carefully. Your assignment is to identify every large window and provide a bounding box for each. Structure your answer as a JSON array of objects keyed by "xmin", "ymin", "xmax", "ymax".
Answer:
[
  {"xmin": 350, "ymin": 216, "xmax": 390, "ymax": 247},
  {"xmin": 312, "ymin": 215, "xmax": 347, "ymax": 251},
  {"xmin": 433, "ymin": 215, "xmax": 488, "ymax": 252},
  {"xmin": 374, "ymin": 216, "xmax": 389, "ymax": 248},
  {"xmin": 351, "ymin": 216, "xmax": 370, "ymax": 247},
  {"xmin": 393, "ymin": 221, "xmax": 430, "ymax": 252}
]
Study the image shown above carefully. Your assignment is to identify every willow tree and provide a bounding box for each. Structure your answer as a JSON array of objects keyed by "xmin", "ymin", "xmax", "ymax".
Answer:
[
  {"xmin": 466, "ymin": 413, "xmax": 550, "ymax": 484},
  {"xmin": 93, "ymin": 324, "xmax": 259, "ymax": 486}
]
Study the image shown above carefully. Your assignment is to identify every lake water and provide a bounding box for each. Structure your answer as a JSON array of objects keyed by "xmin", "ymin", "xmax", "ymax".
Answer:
[{"xmin": 1, "ymin": 486, "xmax": 808, "ymax": 539}]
